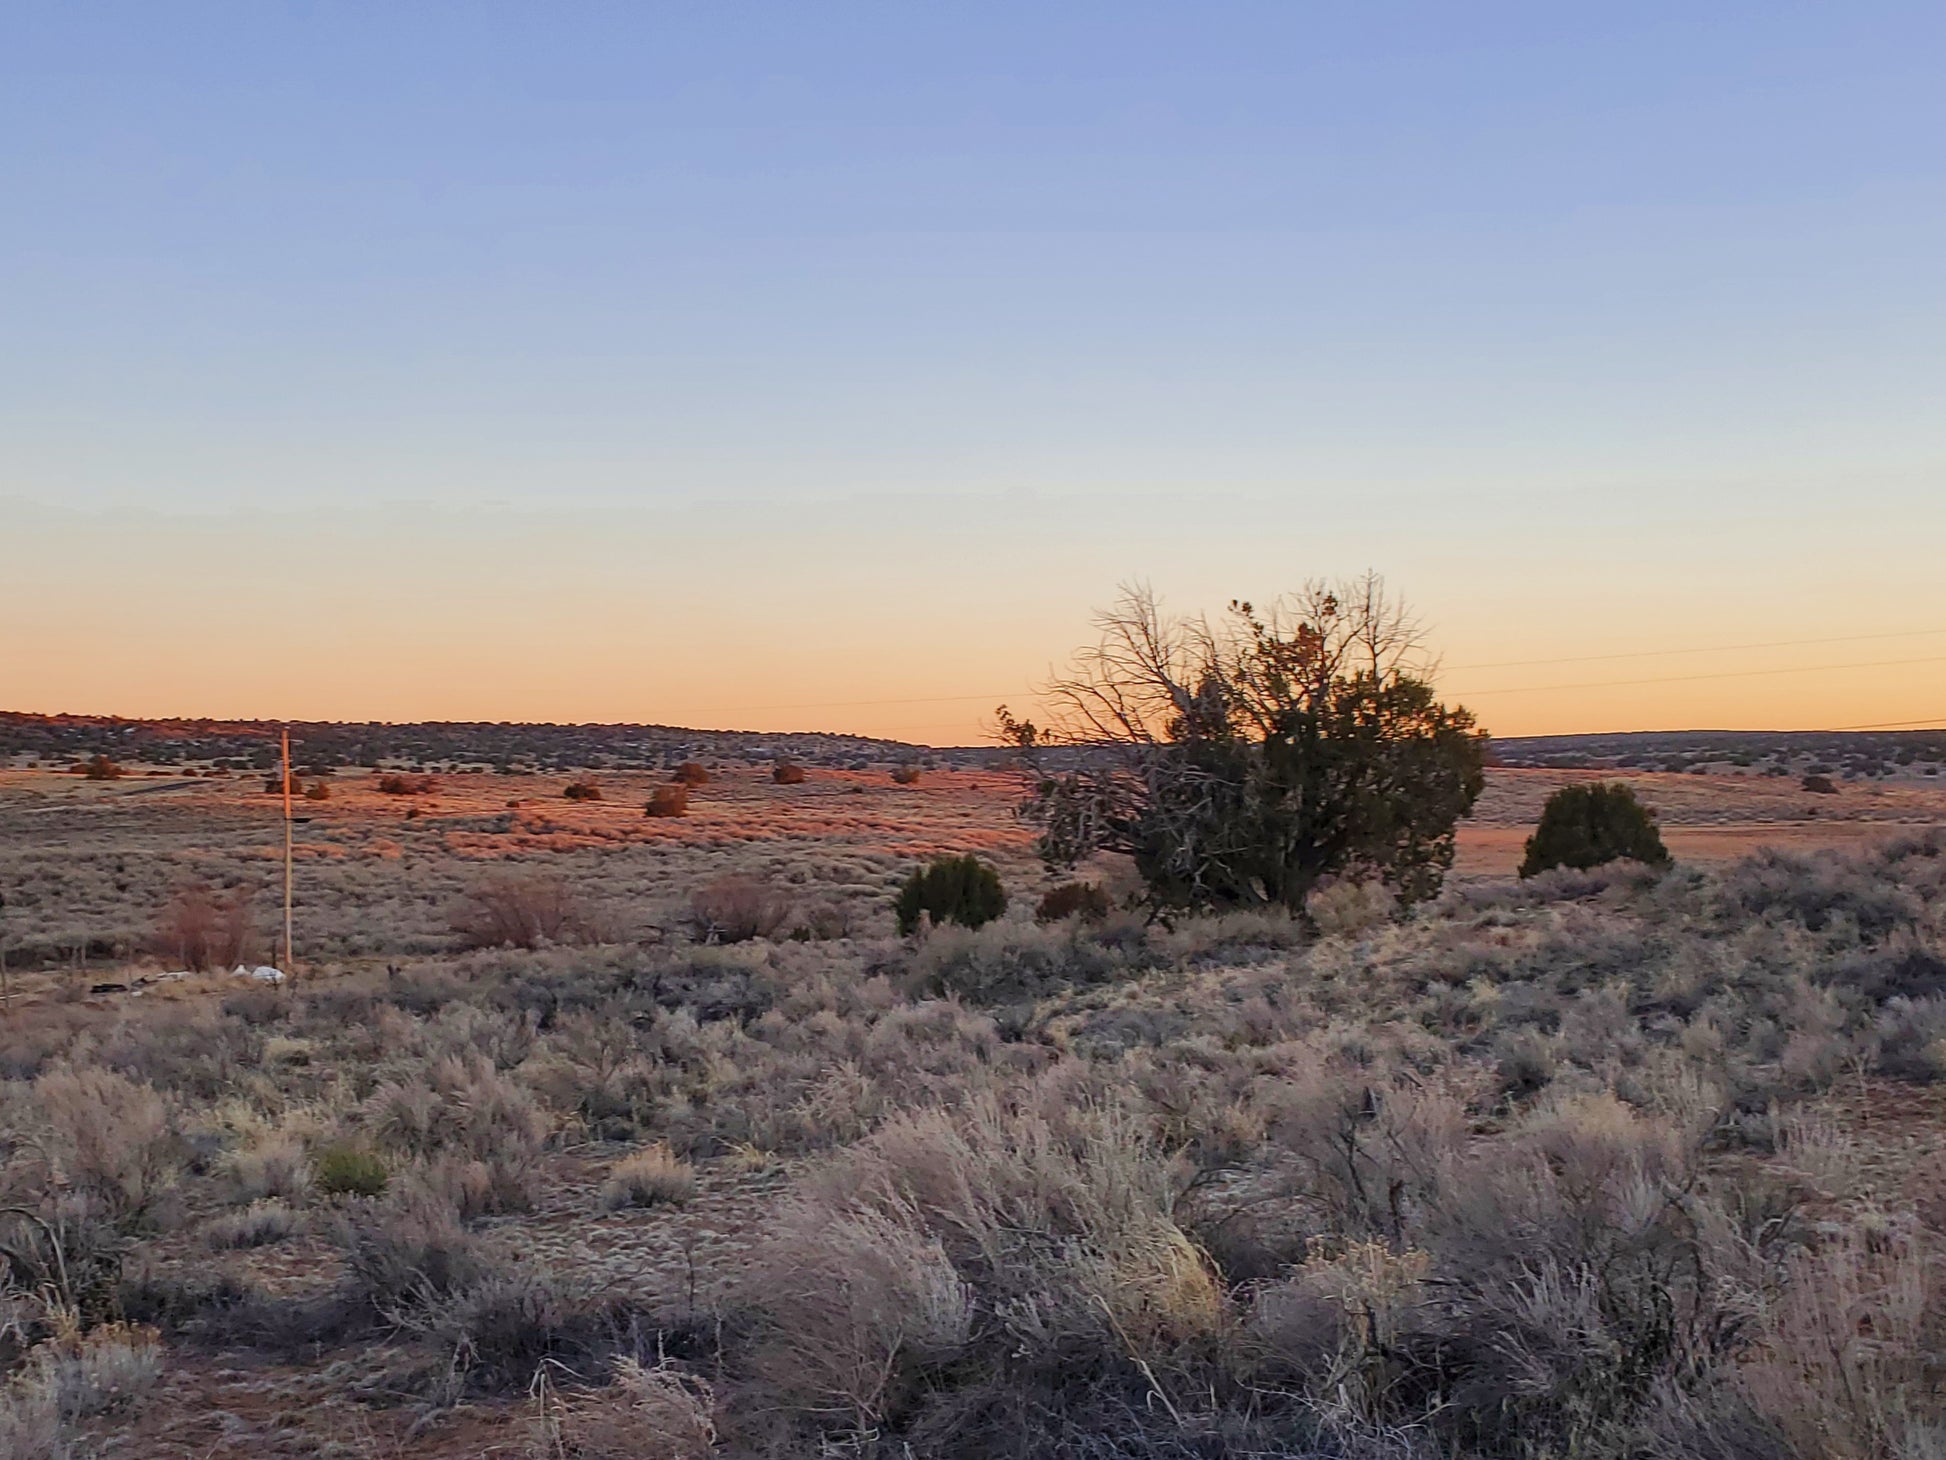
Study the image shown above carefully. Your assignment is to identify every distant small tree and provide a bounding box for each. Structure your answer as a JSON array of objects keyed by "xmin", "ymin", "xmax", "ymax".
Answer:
[
  {"xmin": 673, "ymin": 762, "xmax": 711, "ymax": 787},
  {"xmin": 1519, "ymin": 782, "xmax": 1670, "ymax": 878},
  {"xmin": 81, "ymin": 754, "xmax": 124, "ymax": 781},
  {"xmin": 895, "ymin": 855, "xmax": 1006, "ymax": 935},
  {"xmin": 688, "ymin": 875, "xmax": 793, "ymax": 944},
  {"xmin": 1000, "ymin": 576, "xmax": 1485, "ymax": 913},
  {"xmin": 646, "ymin": 785, "xmax": 690, "ymax": 818},
  {"xmin": 451, "ymin": 875, "xmax": 585, "ymax": 950},
  {"xmin": 149, "ymin": 884, "xmax": 254, "ymax": 971}
]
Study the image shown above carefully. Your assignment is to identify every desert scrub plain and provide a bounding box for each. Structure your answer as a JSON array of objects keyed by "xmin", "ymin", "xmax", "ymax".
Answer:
[{"xmin": 1, "ymin": 766, "xmax": 1945, "ymax": 1456}]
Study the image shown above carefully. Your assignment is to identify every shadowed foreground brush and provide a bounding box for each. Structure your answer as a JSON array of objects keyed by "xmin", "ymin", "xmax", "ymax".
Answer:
[{"xmin": 3, "ymin": 830, "xmax": 1945, "ymax": 1457}]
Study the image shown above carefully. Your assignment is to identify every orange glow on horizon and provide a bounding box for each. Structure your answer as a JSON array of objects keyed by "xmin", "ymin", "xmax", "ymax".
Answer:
[{"xmin": 4, "ymin": 502, "xmax": 1940, "ymax": 745}]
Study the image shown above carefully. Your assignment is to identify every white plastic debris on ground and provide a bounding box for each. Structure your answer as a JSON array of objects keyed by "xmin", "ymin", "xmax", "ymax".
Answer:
[{"xmin": 231, "ymin": 964, "xmax": 287, "ymax": 984}]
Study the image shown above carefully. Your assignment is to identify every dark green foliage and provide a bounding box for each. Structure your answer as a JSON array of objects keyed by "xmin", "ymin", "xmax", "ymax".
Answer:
[
  {"xmin": 1035, "ymin": 881, "xmax": 1112, "ymax": 924},
  {"xmin": 1520, "ymin": 782, "xmax": 1671, "ymax": 878},
  {"xmin": 894, "ymin": 854, "xmax": 1007, "ymax": 935},
  {"xmin": 312, "ymin": 1144, "xmax": 389, "ymax": 1198},
  {"xmin": 1003, "ymin": 583, "xmax": 1485, "ymax": 913}
]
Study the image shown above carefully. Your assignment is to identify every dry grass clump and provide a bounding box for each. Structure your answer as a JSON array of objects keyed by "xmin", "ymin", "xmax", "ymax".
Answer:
[
  {"xmin": 600, "ymin": 1144, "xmax": 695, "ymax": 1209},
  {"xmin": 543, "ymin": 1357, "xmax": 717, "ymax": 1460},
  {"xmin": 645, "ymin": 785, "xmax": 689, "ymax": 818},
  {"xmin": 25, "ymin": 1067, "xmax": 182, "ymax": 1226},
  {"xmin": 726, "ymin": 1063, "xmax": 1898, "ymax": 1457},
  {"xmin": 205, "ymin": 1199, "xmax": 303, "ymax": 1249},
  {"xmin": 735, "ymin": 1087, "xmax": 1219, "ymax": 1441},
  {"xmin": 687, "ymin": 875, "xmax": 792, "ymax": 944},
  {"xmin": 450, "ymin": 874, "xmax": 588, "ymax": 950},
  {"xmin": 0, "ymin": 1317, "xmax": 161, "ymax": 1454},
  {"xmin": 361, "ymin": 1052, "xmax": 552, "ymax": 1215},
  {"xmin": 339, "ymin": 1188, "xmax": 491, "ymax": 1321},
  {"xmin": 146, "ymin": 882, "xmax": 255, "ymax": 972},
  {"xmin": 1304, "ymin": 876, "xmax": 1396, "ymax": 937},
  {"xmin": 909, "ymin": 918, "xmax": 1129, "ymax": 1003},
  {"xmin": 224, "ymin": 1128, "xmax": 314, "ymax": 1203},
  {"xmin": 51, "ymin": 1320, "xmax": 163, "ymax": 1415}
]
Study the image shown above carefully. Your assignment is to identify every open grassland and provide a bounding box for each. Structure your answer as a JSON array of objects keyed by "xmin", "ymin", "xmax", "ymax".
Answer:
[
  {"xmin": 5, "ymin": 763, "xmax": 1944, "ymax": 971},
  {"xmin": 1, "ymin": 765, "xmax": 1945, "ymax": 1457}
]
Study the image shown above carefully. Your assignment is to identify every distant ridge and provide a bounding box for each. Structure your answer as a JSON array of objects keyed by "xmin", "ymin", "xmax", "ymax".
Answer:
[
  {"xmin": 0, "ymin": 710, "xmax": 997, "ymax": 773},
  {"xmin": 1493, "ymin": 728, "xmax": 1946, "ymax": 779},
  {"xmin": 5, "ymin": 712, "xmax": 1941, "ymax": 781}
]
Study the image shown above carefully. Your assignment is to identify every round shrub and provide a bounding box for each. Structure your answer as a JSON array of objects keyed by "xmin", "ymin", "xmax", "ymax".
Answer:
[
  {"xmin": 312, "ymin": 1144, "xmax": 388, "ymax": 1198},
  {"xmin": 895, "ymin": 855, "xmax": 1007, "ymax": 936},
  {"xmin": 890, "ymin": 762, "xmax": 922, "ymax": 785},
  {"xmin": 672, "ymin": 762, "xmax": 711, "ymax": 787},
  {"xmin": 646, "ymin": 785, "xmax": 689, "ymax": 818},
  {"xmin": 1035, "ymin": 881, "xmax": 1111, "ymax": 925},
  {"xmin": 1802, "ymin": 773, "xmax": 1837, "ymax": 794},
  {"xmin": 1519, "ymin": 782, "xmax": 1670, "ymax": 878},
  {"xmin": 772, "ymin": 761, "xmax": 807, "ymax": 785},
  {"xmin": 562, "ymin": 780, "xmax": 603, "ymax": 801}
]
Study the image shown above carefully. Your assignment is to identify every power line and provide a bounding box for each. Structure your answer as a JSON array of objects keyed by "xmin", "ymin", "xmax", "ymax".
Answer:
[
  {"xmin": 707, "ymin": 690, "xmax": 1030, "ymax": 714},
  {"xmin": 656, "ymin": 631, "xmax": 1946, "ymax": 720},
  {"xmin": 1447, "ymin": 653, "xmax": 1946, "ymax": 698},
  {"xmin": 1443, "ymin": 625, "xmax": 1946, "ymax": 672},
  {"xmin": 1821, "ymin": 714, "xmax": 1946, "ymax": 731}
]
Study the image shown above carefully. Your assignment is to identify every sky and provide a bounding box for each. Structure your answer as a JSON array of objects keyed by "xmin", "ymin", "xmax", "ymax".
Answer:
[{"xmin": 3, "ymin": 2, "xmax": 1944, "ymax": 742}]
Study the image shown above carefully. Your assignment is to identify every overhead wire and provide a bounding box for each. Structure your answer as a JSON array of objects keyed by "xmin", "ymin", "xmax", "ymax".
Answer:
[{"xmin": 684, "ymin": 627, "xmax": 1946, "ymax": 718}]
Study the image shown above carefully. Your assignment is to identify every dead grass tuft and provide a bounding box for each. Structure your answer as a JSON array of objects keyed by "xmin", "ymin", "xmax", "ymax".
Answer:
[
  {"xmin": 600, "ymin": 1144, "xmax": 695, "ymax": 1209},
  {"xmin": 687, "ymin": 875, "xmax": 792, "ymax": 944}
]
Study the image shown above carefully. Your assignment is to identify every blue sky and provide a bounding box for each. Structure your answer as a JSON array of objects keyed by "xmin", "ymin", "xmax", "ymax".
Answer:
[{"xmin": 4, "ymin": 3, "xmax": 1944, "ymax": 735}]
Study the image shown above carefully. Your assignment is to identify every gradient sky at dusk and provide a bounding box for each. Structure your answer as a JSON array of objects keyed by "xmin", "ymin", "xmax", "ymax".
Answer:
[{"xmin": 5, "ymin": 4, "xmax": 1944, "ymax": 741}]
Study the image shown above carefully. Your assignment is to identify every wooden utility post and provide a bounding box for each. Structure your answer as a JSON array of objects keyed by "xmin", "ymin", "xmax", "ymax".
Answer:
[{"xmin": 282, "ymin": 728, "xmax": 294, "ymax": 975}]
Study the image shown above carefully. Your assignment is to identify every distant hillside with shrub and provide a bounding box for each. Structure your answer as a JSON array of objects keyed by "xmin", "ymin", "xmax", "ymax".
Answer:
[
  {"xmin": 0, "ymin": 711, "xmax": 998, "ymax": 775},
  {"xmin": 1492, "ymin": 728, "xmax": 1946, "ymax": 780}
]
